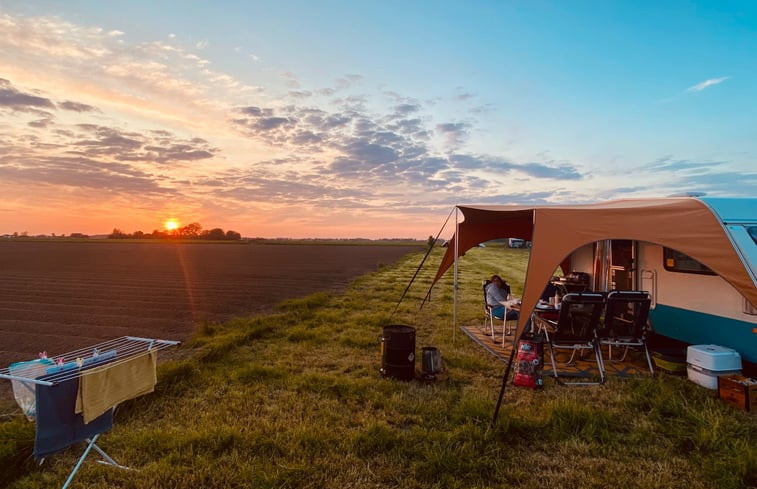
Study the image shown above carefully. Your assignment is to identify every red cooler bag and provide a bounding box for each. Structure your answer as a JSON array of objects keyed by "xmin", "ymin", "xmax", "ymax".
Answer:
[{"xmin": 512, "ymin": 332, "xmax": 544, "ymax": 388}]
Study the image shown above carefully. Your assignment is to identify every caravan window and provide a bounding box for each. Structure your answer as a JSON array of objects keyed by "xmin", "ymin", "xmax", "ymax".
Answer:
[
  {"xmin": 748, "ymin": 226, "xmax": 757, "ymax": 245},
  {"xmin": 663, "ymin": 248, "xmax": 716, "ymax": 275}
]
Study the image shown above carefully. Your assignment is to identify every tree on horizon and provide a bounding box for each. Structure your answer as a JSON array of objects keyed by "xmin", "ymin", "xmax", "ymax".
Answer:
[{"xmin": 109, "ymin": 223, "xmax": 241, "ymax": 241}]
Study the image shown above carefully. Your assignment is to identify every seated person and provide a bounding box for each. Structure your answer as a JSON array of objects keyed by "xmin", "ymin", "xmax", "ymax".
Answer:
[
  {"xmin": 540, "ymin": 281, "xmax": 559, "ymax": 302},
  {"xmin": 485, "ymin": 274, "xmax": 519, "ymax": 320},
  {"xmin": 536, "ymin": 280, "xmax": 561, "ymax": 322}
]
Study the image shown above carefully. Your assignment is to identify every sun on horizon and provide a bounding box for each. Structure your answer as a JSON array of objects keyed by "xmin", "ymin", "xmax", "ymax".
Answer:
[{"xmin": 164, "ymin": 218, "xmax": 180, "ymax": 232}]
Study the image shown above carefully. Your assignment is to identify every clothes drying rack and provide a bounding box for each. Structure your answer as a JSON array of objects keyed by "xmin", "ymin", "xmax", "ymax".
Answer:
[{"xmin": 0, "ymin": 335, "xmax": 180, "ymax": 489}]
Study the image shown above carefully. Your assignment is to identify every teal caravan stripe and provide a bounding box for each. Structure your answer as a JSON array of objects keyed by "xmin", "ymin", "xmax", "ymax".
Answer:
[{"xmin": 650, "ymin": 304, "xmax": 757, "ymax": 364}]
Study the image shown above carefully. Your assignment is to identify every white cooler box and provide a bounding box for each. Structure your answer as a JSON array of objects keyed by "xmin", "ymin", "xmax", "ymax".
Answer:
[{"xmin": 687, "ymin": 344, "xmax": 742, "ymax": 390}]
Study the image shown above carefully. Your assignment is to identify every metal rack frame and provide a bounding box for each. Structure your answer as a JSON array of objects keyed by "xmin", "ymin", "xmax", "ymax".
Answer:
[{"xmin": 1, "ymin": 336, "xmax": 180, "ymax": 489}]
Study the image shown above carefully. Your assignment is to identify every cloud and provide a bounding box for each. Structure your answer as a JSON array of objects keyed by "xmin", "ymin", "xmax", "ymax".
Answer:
[
  {"xmin": 289, "ymin": 90, "xmax": 313, "ymax": 99},
  {"xmin": 0, "ymin": 12, "xmax": 259, "ymax": 118},
  {"xmin": 685, "ymin": 77, "xmax": 729, "ymax": 93},
  {"xmin": 335, "ymin": 74, "xmax": 363, "ymax": 91},
  {"xmin": 280, "ymin": 71, "xmax": 300, "ymax": 88},
  {"xmin": 211, "ymin": 170, "xmax": 373, "ymax": 207},
  {"xmin": 74, "ymin": 125, "xmax": 143, "ymax": 152},
  {"xmin": 256, "ymin": 117, "xmax": 294, "ymax": 131},
  {"xmin": 0, "ymin": 11, "xmax": 631, "ymax": 236},
  {"xmin": 436, "ymin": 122, "xmax": 471, "ymax": 149},
  {"xmin": 455, "ymin": 89, "xmax": 475, "ymax": 101},
  {"xmin": 0, "ymin": 78, "xmax": 55, "ymax": 111},
  {"xmin": 470, "ymin": 190, "xmax": 556, "ymax": 205},
  {"xmin": 0, "ymin": 154, "xmax": 173, "ymax": 195},
  {"xmin": 229, "ymin": 93, "xmax": 588, "ymax": 203},
  {"xmin": 608, "ymin": 156, "xmax": 755, "ymax": 199},
  {"xmin": 342, "ymin": 140, "xmax": 399, "ymax": 165},
  {"xmin": 520, "ymin": 162, "xmax": 582, "ymax": 180},
  {"xmin": 67, "ymin": 124, "xmax": 218, "ymax": 164},
  {"xmin": 393, "ymin": 103, "xmax": 421, "ymax": 116},
  {"xmin": 642, "ymin": 156, "xmax": 723, "ymax": 173},
  {"xmin": 58, "ymin": 100, "xmax": 100, "ymax": 112},
  {"xmin": 0, "ymin": 79, "xmax": 104, "ymax": 128},
  {"xmin": 28, "ymin": 117, "xmax": 54, "ymax": 129},
  {"xmin": 448, "ymin": 154, "xmax": 582, "ymax": 181},
  {"xmin": 673, "ymin": 170, "xmax": 757, "ymax": 196}
]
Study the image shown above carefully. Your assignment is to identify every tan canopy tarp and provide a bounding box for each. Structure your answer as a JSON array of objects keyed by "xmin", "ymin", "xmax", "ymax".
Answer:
[{"xmin": 432, "ymin": 197, "xmax": 757, "ymax": 341}]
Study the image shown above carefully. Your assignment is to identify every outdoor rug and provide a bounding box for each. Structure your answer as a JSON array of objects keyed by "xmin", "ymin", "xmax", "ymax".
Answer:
[{"xmin": 462, "ymin": 324, "xmax": 652, "ymax": 379}]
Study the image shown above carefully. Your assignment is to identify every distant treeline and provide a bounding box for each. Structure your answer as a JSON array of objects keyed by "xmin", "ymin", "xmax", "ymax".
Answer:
[{"xmin": 109, "ymin": 223, "xmax": 241, "ymax": 241}]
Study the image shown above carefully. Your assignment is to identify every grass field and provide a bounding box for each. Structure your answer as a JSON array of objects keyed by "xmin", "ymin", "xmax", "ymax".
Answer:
[{"xmin": 1, "ymin": 247, "xmax": 756, "ymax": 488}]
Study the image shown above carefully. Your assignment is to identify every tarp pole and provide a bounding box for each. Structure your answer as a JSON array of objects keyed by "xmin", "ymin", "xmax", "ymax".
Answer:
[
  {"xmin": 493, "ymin": 208, "xmax": 537, "ymax": 427},
  {"xmin": 453, "ymin": 207, "xmax": 459, "ymax": 343},
  {"xmin": 393, "ymin": 207, "xmax": 455, "ymax": 316},
  {"xmin": 491, "ymin": 333, "xmax": 519, "ymax": 426}
]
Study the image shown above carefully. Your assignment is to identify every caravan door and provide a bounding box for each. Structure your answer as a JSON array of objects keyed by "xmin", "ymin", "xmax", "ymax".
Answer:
[{"xmin": 611, "ymin": 240, "xmax": 635, "ymax": 290}]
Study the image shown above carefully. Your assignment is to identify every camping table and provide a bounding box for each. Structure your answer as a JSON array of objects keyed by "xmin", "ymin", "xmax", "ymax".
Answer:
[
  {"xmin": 498, "ymin": 298, "xmax": 521, "ymax": 346},
  {"xmin": 531, "ymin": 302, "xmax": 560, "ymax": 335}
]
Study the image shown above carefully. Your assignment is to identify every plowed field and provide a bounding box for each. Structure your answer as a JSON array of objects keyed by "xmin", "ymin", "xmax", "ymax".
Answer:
[{"xmin": 0, "ymin": 241, "xmax": 420, "ymax": 365}]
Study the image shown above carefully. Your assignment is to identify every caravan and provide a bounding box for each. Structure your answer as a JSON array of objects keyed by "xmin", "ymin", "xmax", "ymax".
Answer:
[
  {"xmin": 507, "ymin": 238, "xmax": 526, "ymax": 248},
  {"xmin": 432, "ymin": 197, "xmax": 757, "ymax": 373}
]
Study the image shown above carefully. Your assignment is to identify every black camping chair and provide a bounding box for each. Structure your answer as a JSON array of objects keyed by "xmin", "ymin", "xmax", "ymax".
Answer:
[
  {"xmin": 533, "ymin": 292, "xmax": 606, "ymax": 385},
  {"xmin": 483, "ymin": 280, "xmax": 517, "ymax": 341},
  {"xmin": 596, "ymin": 290, "xmax": 654, "ymax": 375}
]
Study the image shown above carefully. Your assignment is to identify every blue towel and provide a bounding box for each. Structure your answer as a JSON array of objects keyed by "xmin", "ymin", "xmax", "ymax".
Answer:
[
  {"xmin": 45, "ymin": 361, "xmax": 78, "ymax": 375},
  {"xmin": 85, "ymin": 350, "xmax": 117, "ymax": 367},
  {"xmin": 45, "ymin": 350, "xmax": 117, "ymax": 375},
  {"xmin": 34, "ymin": 371, "xmax": 114, "ymax": 459}
]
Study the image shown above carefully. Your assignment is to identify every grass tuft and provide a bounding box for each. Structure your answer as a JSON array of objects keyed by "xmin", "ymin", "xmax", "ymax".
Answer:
[
  {"xmin": 236, "ymin": 364, "xmax": 289, "ymax": 386},
  {"xmin": 0, "ymin": 416, "xmax": 35, "ymax": 482},
  {"xmin": 351, "ymin": 422, "xmax": 403, "ymax": 456},
  {"xmin": 2, "ymin": 247, "xmax": 756, "ymax": 489},
  {"xmin": 547, "ymin": 398, "xmax": 619, "ymax": 444}
]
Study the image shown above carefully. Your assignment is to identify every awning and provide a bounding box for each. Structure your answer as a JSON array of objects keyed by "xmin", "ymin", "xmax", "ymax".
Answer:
[{"xmin": 432, "ymin": 197, "xmax": 757, "ymax": 342}]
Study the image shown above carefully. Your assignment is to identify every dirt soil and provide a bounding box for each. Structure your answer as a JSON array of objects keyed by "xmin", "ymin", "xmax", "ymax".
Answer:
[{"xmin": 0, "ymin": 241, "xmax": 420, "ymax": 366}]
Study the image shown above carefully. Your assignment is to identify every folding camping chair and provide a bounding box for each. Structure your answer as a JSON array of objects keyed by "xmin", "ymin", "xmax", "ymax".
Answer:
[
  {"xmin": 533, "ymin": 292, "xmax": 606, "ymax": 385},
  {"xmin": 483, "ymin": 280, "xmax": 517, "ymax": 341},
  {"xmin": 597, "ymin": 290, "xmax": 655, "ymax": 375}
]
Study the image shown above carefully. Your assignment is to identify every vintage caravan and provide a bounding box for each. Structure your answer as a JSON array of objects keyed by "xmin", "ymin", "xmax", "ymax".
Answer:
[{"xmin": 432, "ymin": 197, "xmax": 757, "ymax": 371}]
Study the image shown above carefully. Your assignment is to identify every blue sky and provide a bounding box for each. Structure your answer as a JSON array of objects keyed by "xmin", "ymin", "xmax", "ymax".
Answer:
[{"xmin": 0, "ymin": 1, "xmax": 755, "ymax": 238}]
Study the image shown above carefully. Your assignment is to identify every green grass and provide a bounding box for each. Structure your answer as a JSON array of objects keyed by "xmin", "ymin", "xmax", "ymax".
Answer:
[{"xmin": 1, "ymin": 247, "xmax": 755, "ymax": 488}]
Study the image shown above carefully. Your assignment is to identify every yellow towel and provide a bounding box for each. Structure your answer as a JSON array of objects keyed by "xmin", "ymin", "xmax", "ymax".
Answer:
[{"xmin": 76, "ymin": 349, "xmax": 157, "ymax": 424}]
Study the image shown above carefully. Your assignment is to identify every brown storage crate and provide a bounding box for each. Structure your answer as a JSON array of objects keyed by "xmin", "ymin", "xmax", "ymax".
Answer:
[{"xmin": 717, "ymin": 374, "xmax": 757, "ymax": 411}]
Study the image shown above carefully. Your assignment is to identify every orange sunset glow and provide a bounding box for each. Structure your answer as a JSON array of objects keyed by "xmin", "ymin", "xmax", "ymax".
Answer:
[
  {"xmin": 0, "ymin": 5, "xmax": 752, "ymax": 240},
  {"xmin": 164, "ymin": 219, "xmax": 180, "ymax": 232}
]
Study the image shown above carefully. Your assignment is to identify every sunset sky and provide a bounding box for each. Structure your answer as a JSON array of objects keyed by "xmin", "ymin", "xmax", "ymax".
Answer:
[{"xmin": 1, "ymin": 1, "xmax": 755, "ymax": 239}]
